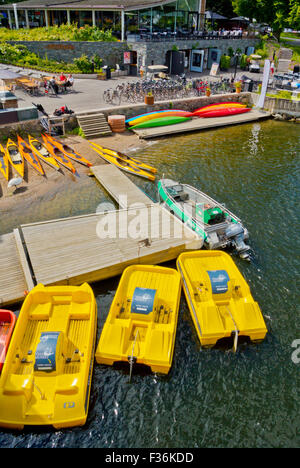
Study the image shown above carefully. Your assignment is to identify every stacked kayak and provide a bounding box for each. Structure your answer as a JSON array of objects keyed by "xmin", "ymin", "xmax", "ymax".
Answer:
[
  {"xmin": 193, "ymin": 102, "xmax": 250, "ymax": 118},
  {"xmin": 17, "ymin": 135, "xmax": 45, "ymax": 176},
  {"xmin": 126, "ymin": 109, "xmax": 194, "ymax": 127},
  {"xmin": 6, "ymin": 139, "xmax": 24, "ymax": 178},
  {"xmin": 177, "ymin": 251, "xmax": 267, "ymax": 349},
  {"xmin": 95, "ymin": 265, "xmax": 182, "ymax": 374},
  {"xmin": 90, "ymin": 143, "xmax": 156, "ymax": 181},
  {"xmin": 91, "ymin": 143, "xmax": 157, "ymax": 174},
  {"xmin": 130, "ymin": 116, "xmax": 191, "ymax": 130},
  {"xmin": 0, "ymin": 283, "xmax": 97, "ymax": 430},
  {"xmin": 0, "ymin": 144, "xmax": 9, "ymax": 180},
  {"xmin": 0, "ymin": 310, "xmax": 17, "ymax": 372}
]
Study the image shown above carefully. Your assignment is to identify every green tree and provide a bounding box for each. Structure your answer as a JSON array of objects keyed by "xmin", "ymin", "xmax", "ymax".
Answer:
[
  {"xmin": 232, "ymin": 0, "xmax": 292, "ymax": 40},
  {"xmin": 288, "ymin": 0, "xmax": 300, "ymax": 30}
]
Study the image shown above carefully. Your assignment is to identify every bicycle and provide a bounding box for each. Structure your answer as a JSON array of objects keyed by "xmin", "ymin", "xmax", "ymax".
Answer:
[{"xmin": 102, "ymin": 88, "xmax": 121, "ymax": 106}]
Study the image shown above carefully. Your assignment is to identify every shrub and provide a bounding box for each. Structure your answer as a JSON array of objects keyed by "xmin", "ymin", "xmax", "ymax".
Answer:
[{"xmin": 220, "ymin": 55, "xmax": 231, "ymax": 70}]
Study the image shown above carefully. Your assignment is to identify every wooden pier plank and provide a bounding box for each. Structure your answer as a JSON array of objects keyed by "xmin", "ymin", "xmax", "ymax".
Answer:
[
  {"xmin": 90, "ymin": 164, "xmax": 153, "ymax": 208},
  {"xmin": 0, "ymin": 233, "xmax": 27, "ymax": 305},
  {"xmin": 132, "ymin": 110, "xmax": 271, "ymax": 139}
]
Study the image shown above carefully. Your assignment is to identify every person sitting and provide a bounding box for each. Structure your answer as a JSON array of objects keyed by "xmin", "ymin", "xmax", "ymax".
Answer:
[
  {"xmin": 49, "ymin": 76, "xmax": 59, "ymax": 95},
  {"xmin": 59, "ymin": 72, "xmax": 67, "ymax": 83},
  {"xmin": 65, "ymin": 74, "xmax": 74, "ymax": 91}
]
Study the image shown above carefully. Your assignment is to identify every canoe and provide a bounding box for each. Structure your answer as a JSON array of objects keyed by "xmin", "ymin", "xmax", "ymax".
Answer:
[
  {"xmin": 127, "ymin": 110, "xmax": 194, "ymax": 127},
  {"xmin": 17, "ymin": 136, "xmax": 45, "ymax": 176},
  {"xmin": 130, "ymin": 116, "xmax": 192, "ymax": 129},
  {"xmin": 91, "ymin": 146, "xmax": 156, "ymax": 182},
  {"xmin": 200, "ymin": 108, "xmax": 251, "ymax": 118},
  {"xmin": 6, "ymin": 139, "xmax": 24, "ymax": 178},
  {"xmin": 0, "ymin": 310, "xmax": 17, "ymax": 373},
  {"xmin": 126, "ymin": 109, "xmax": 192, "ymax": 124},
  {"xmin": 28, "ymin": 135, "xmax": 60, "ymax": 171},
  {"xmin": 44, "ymin": 134, "xmax": 92, "ymax": 167},
  {"xmin": 177, "ymin": 250, "xmax": 268, "ymax": 349},
  {"xmin": 158, "ymin": 178, "xmax": 251, "ymax": 259},
  {"xmin": 95, "ymin": 265, "xmax": 181, "ymax": 374},
  {"xmin": 90, "ymin": 142, "xmax": 157, "ymax": 174},
  {"xmin": 0, "ymin": 144, "xmax": 9, "ymax": 181},
  {"xmin": 0, "ymin": 283, "xmax": 97, "ymax": 430},
  {"xmin": 42, "ymin": 135, "xmax": 77, "ymax": 174},
  {"xmin": 193, "ymin": 102, "xmax": 247, "ymax": 115}
]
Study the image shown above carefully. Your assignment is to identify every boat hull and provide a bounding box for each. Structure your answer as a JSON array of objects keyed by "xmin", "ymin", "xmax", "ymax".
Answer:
[
  {"xmin": 6, "ymin": 139, "xmax": 24, "ymax": 178},
  {"xmin": 91, "ymin": 146, "xmax": 156, "ymax": 181},
  {"xmin": 0, "ymin": 310, "xmax": 17, "ymax": 372},
  {"xmin": 90, "ymin": 143, "xmax": 157, "ymax": 174},
  {"xmin": 130, "ymin": 116, "xmax": 191, "ymax": 129},
  {"xmin": 177, "ymin": 251, "xmax": 268, "ymax": 347},
  {"xmin": 45, "ymin": 134, "xmax": 92, "ymax": 167},
  {"xmin": 193, "ymin": 102, "xmax": 247, "ymax": 115},
  {"xmin": 127, "ymin": 110, "xmax": 194, "ymax": 126},
  {"xmin": 0, "ymin": 283, "xmax": 97, "ymax": 430},
  {"xmin": 199, "ymin": 108, "xmax": 251, "ymax": 118},
  {"xmin": 95, "ymin": 265, "xmax": 181, "ymax": 374},
  {"xmin": 17, "ymin": 136, "xmax": 45, "ymax": 176},
  {"xmin": 28, "ymin": 135, "xmax": 60, "ymax": 170},
  {"xmin": 0, "ymin": 144, "xmax": 9, "ymax": 180},
  {"xmin": 42, "ymin": 135, "xmax": 77, "ymax": 174}
]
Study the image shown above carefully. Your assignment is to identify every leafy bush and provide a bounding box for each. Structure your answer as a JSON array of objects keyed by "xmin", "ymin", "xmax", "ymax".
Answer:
[
  {"xmin": 0, "ymin": 41, "xmax": 95, "ymax": 74},
  {"xmin": 220, "ymin": 55, "xmax": 231, "ymax": 70},
  {"xmin": 0, "ymin": 23, "xmax": 118, "ymax": 42}
]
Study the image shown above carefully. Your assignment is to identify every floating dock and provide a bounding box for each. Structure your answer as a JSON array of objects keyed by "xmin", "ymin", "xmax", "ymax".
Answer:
[
  {"xmin": 132, "ymin": 110, "xmax": 271, "ymax": 139},
  {"xmin": 0, "ymin": 163, "xmax": 202, "ymax": 307}
]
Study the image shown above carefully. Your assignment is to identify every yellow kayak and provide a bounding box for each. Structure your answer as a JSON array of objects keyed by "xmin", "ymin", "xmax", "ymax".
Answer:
[
  {"xmin": 6, "ymin": 138, "xmax": 24, "ymax": 178},
  {"xmin": 90, "ymin": 142, "xmax": 157, "ymax": 174},
  {"xmin": 177, "ymin": 250, "xmax": 267, "ymax": 349},
  {"xmin": 0, "ymin": 143, "xmax": 9, "ymax": 180},
  {"xmin": 95, "ymin": 265, "xmax": 181, "ymax": 374},
  {"xmin": 90, "ymin": 145, "xmax": 156, "ymax": 182},
  {"xmin": 0, "ymin": 283, "xmax": 97, "ymax": 430},
  {"xmin": 28, "ymin": 135, "xmax": 60, "ymax": 171}
]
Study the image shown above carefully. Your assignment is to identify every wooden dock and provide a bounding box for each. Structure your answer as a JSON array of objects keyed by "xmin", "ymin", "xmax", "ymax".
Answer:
[
  {"xmin": 132, "ymin": 110, "xmax": 271, "ymax": 139},
  {"xmin": 91, "ymin": 164, "xmax": 153, "ymax": 208},
  {"xmin": 0, "ymin": 164, "xmax": 202, "ymax": 306}
]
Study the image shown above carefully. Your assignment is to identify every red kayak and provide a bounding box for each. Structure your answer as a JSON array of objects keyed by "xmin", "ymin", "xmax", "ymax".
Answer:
[
  {"xmin": 200, "ymin": 108, "xmax": 251, "ymax": 118},
  {"xmin": 193, "ymin": 102, "xmax": 247, "ymax": 115},
  {"xmin": 0, "ymin": 310, "xmax": 17, "ymax": 372}
]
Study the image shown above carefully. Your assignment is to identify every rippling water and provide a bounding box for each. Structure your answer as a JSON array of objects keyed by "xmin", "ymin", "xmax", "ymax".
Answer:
[{"xmin": 0, "ymin": 120, "xmax": 299, "ymax": 448}]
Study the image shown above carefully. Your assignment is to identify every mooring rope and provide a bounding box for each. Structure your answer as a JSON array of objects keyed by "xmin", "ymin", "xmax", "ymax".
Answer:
[
  {"xmin": 129, "ymin": 329, "xmax": 140, "ymax": 383},
  {"xmin": 226, "ymin": 306, "xmax": 239, "ymax": 353}
]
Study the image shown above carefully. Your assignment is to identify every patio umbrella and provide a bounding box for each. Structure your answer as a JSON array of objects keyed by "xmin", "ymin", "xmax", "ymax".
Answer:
[{"xmin": 205, "ymin": 11, "xmax": 228, "ymax": 20}]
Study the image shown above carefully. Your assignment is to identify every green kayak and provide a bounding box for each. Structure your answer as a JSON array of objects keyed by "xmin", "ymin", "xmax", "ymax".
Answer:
[{"xmin": 130, "ymin": 116, "xmax": 191, "ymax": 129}]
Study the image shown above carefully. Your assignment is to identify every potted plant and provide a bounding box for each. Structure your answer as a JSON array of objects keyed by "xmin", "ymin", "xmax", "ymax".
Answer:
[
  {"xmin": 235, "ymin": 81, "xmax": 242, "ymax": 93},
  {"xmin": 205, "ymin": 86, "xmax": 211, "ymax": 97},
  {"xmin": 145, "ymin": 91, "xmax": 154, "ymax": 105}
]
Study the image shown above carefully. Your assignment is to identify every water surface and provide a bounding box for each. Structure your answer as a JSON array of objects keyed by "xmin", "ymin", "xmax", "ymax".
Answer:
[{"xmin": 0, "ymin": 120, "xmax": 299, "ymax": 448}]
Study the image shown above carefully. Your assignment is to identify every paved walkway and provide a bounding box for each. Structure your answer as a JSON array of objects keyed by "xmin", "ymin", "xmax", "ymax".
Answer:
[{"xmin": 1, "ymin": 63, "xmax": 264, "ymax": 115}]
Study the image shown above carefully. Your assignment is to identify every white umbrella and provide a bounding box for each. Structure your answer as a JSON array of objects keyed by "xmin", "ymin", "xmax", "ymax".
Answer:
[
  {"xmin": 147, "ymin": 65, "xmax": 168, "ymax": 71},
  {"xmin": 8, "ymin": 177, "xmax": 23, "ymax": 190}
]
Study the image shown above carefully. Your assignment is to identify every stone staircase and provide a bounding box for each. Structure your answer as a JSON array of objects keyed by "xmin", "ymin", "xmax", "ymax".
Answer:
[{"xmin": 76, "ymin": 111, "xmax": 112, "ymax": 138}]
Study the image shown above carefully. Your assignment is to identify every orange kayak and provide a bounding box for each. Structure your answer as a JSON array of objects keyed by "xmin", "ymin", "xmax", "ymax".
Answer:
[
  {"xmin": 0, "ymin": 144, "xmax": 9, "ymax": 181},
  {"xmin": 42, "ymin": 135, "xmax": 77, "ymax": 174},
  {"xmin": 6, "ymin": 139, "xmax": 24, "ymax": 178},
  {"xmin": 0, "ymin": 310, "xmax": 16, "ymax": 372},
  {"xmin": 45, "ymin": 134, "xmax": 92, "ymax": 167},
  {"xmin": 17, "ymin": 135, "xmax": 45, "ymax": 176}
]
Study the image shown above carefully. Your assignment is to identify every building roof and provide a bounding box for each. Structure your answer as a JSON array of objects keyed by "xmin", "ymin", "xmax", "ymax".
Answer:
[{"xmin": 2, "ymin": 0, "xmax": 176, "ymax": 11}]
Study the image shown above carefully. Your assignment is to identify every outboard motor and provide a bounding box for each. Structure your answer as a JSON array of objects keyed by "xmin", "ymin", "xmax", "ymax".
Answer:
[{"xmin": 225, "ymin": 223, "xmax": 251, "ymax": 260}]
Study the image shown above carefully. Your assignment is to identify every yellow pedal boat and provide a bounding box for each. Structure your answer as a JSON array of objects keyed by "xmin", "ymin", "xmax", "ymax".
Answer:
[
  {"xmin": 177, "ymin": 251, "xmax": 267, "ymax": 348},
  {"xmin": 0, "ymin": 283, "xmax": 97, "ymax": 430},
  {"xmin": 95, "ymin": 265, "xmax": 181, "ymax": 374}
]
